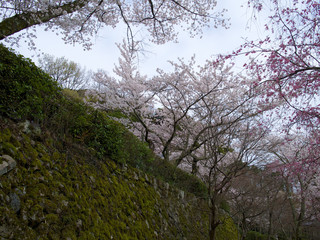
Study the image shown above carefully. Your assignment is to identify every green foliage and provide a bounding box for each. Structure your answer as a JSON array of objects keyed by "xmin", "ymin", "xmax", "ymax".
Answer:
[
  {"xmin": 38, "ymin": 54, "xmax": 89, "ymax": 90},
  {"xmin": 51, "ymin": 99, "xmax": 154, "ymax": 165},
  {"xmin": 219, "ymin": 199, "xmax": 231, "ymax": 213},
  {"xmin": 62, "ymin": 89, "xmax": 83, "ymax": 101},
  {"xmin": 121, "ymin": 130, "xmax": 154, "ymax": 168},
  {"xmin": 216, "ymin": 215, "xmax": 239, "ymax": 240},
  {"xmin": 0, "ymin": 44, "xmax": 60, "ymax": 121},
  {"xmin": 146, "ymin": 158, "xmax": 208, "ymax": 198},
  {"xmin": 105, "ymin": 109, "xmax": 128, "ymax": 119},
  {"xmin": 73, "ymin": 109, "xmax": 128, "ymax": 161},
  {"xmin": 245, "ymin": 231, "xmax": 274, "ymax": 240}
]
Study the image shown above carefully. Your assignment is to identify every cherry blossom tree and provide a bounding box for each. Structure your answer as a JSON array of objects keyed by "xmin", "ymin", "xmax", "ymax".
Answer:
[
  {"xmin": 198, "ymin": 120, "xmax": 270, "ymax": 240},
  {"xmin": 87, "ymin": 40, "xmax": 272, "ymax": 240},
  {"xmin": 228, "ymin": 0, "xmax": 320, "ymax": 134},
  {"xmin": 89, "ymin": 40, "xmax": 263, "ymax": 167},
  {"xmin": 266, "ymin": 133, "xmax": 320, "ymax": 240},
  {"xmin": 228, "ymin": 165, "xmax": 293, "ymax": 240},
  {"xmin": 220, "ymin": 5, "xmax": 320, "ymax": 236},
  {"xmin": 0, "ymin": 0, "xmax": 228, "ymax": 49},
  {"xmin": 226, "ymin": 131, "xmax": 320, "ymax": 240}
]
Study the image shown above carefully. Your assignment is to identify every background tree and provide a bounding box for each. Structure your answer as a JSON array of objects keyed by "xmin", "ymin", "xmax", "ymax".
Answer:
[
  {"xmin": 229, "ymin": 165, "xmax": 290, "ymax": 240},
  {"xmin": 218, "ymin": 3, "xmax": 320, "ymax": 237},
  {"xmin": 266, "ymin": 133, "xmax": 320, "ymax": 240},
  {"xmin": 198, "ymin": 120, "xmax": 269, "ymax": 240},
  {"xmin": 38, "ymin": 54, "xmax": 90, "ymax": 90},
  {"xmin": 0, "ymin": 0, "xmax": 228, "ymax": 50}
]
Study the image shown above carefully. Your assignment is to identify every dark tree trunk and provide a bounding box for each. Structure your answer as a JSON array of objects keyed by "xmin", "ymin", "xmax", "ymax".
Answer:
[
  {"xmin": 191, "ymin": 157, "xmax": 198, "ymax": 175},
  {"xmin": 209, "ymin": 198, "xmax": 220, "ymax": 240},
  {"xmin": 0, "ymin": 0, "xmax": 88, "ymax": 40}
]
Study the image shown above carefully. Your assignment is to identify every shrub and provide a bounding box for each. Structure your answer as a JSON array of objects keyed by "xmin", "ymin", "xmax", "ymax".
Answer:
[
  {"xmin": 0, "ymin": 44, "xmax": 60, "ymax": 122},
  {"xmin": 245, "ymin": 231, "xmax": 271, "ymax": 240},
  {"xmin": 147, "ymin": 158, "xmax": 208, "ymax": 198}
]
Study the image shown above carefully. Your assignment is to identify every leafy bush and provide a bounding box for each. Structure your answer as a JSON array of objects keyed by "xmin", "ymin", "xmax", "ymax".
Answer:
[
  {"xmin": 245, "ymin": 231, "xmax": 272, "ymax": 240},
  {"xmin": 121, "ymin": 130, "xmax": 154, "ymax": 168},
  {"xmin": 146, "ymin": 158, "xmax": 208, "ymax": 198},
  {"xmin": 0, "ymin": 44, "xmax": 60, "ymax": 121},
  {"xmin": 79, "ymin": 110, "xmax": 130, "ymax": 162},
  {"xmin": 43, "ymin": 94, "xmax": 154, "ymax": 165},
  {"xmin": 220, "ymin": 199, "xmax": 230, "ymax": 213},
  {"xmin": 62, "ymin": 89, "xmax": 83, "ymax": 101}
]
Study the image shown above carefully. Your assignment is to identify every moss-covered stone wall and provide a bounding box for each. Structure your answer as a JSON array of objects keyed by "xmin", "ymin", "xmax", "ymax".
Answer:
[{"xmin": 0, "ymin": 120, "xmax": 213, "ymax": 239}]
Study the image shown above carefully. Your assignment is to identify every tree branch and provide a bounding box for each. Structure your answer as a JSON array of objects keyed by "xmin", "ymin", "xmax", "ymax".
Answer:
[{"xmin": 0, "ymin": 0, "xmax": 88, "ymax": 40}]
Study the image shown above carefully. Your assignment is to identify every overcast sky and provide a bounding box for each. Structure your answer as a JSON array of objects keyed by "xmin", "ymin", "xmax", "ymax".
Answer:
[{"xmin": 6, "ymin": 0, "xmax": 267, "ymax": 77}]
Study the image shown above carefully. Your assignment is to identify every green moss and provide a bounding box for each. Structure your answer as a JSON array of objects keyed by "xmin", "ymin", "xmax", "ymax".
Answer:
[
  {"xmin": 1, "ymin": 141, "xmax": 17, "ymax": 156},
  {"xmin": 10, "ymin": 135, "xmax": 21, "ymax": 148},
  {"xmin": 23, "ymin": 141, "xmax": 39, "ymax": 163},
  {"xmin": 0, "ymin": 128, "xmax": 12, "ymax": 142},
  {"xmin": 61, "ymin": 229, "xmax": 77, "ymax": 239},
  {"xmin": 45, "ymin": 213, "xmax": 59, "ymax": 223},
  {"xmin": 216, "ymin": 215, "xmax": 239, "ymax": 240}
]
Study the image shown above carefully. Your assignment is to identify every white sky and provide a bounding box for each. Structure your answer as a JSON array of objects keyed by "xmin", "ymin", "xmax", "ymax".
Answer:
[{"xmin": 4, "ymin": 0, "xmax": 267, "ymax": 77}]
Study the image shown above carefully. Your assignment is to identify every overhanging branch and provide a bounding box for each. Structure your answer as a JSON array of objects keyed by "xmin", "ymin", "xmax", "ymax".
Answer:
[{"xmin": 0, "ymin": 0, "xmax": 88, "ymax": 40}]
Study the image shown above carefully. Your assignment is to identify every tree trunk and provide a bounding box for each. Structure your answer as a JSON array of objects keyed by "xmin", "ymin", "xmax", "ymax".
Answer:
[
  {"xmin": 295, "ymin": 194, "xmax": 306, "ymax": 240},
  {"xmin": 191, "ymin": 157, "xmax": 198, "ymax": 175},
  {"xmin": 241, "ymin": 213, "xmax": 247, "ymax": 240},
  {"xmin": 209, "ymin": 197, "xmax": 220, "ymax": 240},
  {"xmin": 209, "ymin": 207, "xmax": 217, "ymax": 240},
  {"xmin": 267, "ymin": 211, "xmax": 273, "ymax": 240},
  {"xmin": 0, "ymin": 0, "xmax": 88, "ymax": 40}
]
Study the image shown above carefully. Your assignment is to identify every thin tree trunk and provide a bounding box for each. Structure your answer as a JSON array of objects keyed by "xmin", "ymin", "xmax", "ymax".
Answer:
[
  {"xmin": 241, "ymin": 213, "xmax": 247, "ymax": 240},
  {"xmin": 295, "ymin": 193, "xmax": 306, "ymax": 240},
  {"xmin": 267, "ymin": 211, "xmax": 273, "ymax": 240},
  {"xmin": 191, "ymin": 157, "xmax": 198, "ymax": 175},
  {"xmin": 209, "ymin": 197, "xmax": 220, "ymax": 240},
  {"xmin": 209, "ymin": 206, "xmax": 217, "ymax": 240}
]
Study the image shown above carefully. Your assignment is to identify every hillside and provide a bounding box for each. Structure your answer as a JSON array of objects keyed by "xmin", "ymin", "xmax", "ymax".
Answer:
[{"xmin": 0, "ymin": 44, "xmax": 238, "ymax": 239}]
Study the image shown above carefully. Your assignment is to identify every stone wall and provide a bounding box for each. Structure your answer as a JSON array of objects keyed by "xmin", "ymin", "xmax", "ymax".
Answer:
[{"xmin": 0, "ymin": 125, "xmax": 211, "ymax": 240}]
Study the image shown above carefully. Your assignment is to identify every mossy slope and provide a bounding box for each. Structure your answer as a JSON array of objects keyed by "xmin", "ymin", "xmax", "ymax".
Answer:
[
  {"xmin": 0, "ymin": 44, "xmax": 238, "ymax": 239},
  {"xmin": 0, "ymin": 123, "xmax": 209, "ymax": 239}
]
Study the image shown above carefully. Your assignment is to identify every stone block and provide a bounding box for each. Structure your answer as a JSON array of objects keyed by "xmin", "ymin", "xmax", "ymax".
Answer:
[
  {"xmin": 2, "ymin": 155, "xmax": 16, "ymax": 169},
  {"xmin": 0, "ymin": 161, "xmax": 9, "ymax": 176}
]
